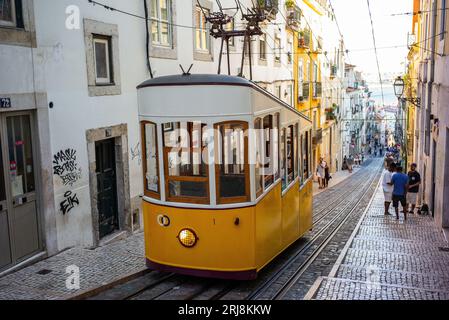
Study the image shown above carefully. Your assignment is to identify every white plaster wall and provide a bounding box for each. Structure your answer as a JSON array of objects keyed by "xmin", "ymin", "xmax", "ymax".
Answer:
[
  {"xmin": 28, "ymin": 0, "xmax": 299, "ymax": 250},
  {"xmin": 33, "ymin": 0, "xmax": 154, "ymax": 249},
  {"xmin": 0, "ymin": 45, "xmax": 34, "ymax": 94}
]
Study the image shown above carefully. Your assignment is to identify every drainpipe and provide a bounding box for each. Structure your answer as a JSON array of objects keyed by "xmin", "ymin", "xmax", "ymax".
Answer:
[{"xmin": 143, "ymin": 0, "xmax": 154, "ymax": 78}]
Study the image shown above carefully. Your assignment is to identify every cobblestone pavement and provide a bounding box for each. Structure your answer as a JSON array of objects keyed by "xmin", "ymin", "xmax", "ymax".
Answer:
[
  {"xmin": 0, "ymin": 233, "xmax": 145, "ymax": 300},
  {"xmin": 306, "ymin": 181, "xmax": 449, "ymax": 300},
  {"xmin": 220, "ymin": 158, "xmax": 384, "ymax": 300}
]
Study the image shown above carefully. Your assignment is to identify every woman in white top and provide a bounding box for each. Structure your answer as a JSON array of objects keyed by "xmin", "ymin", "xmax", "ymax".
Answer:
[
  {"xmin": 316, "ymin": 158, "xmax": 325, "ymax": 189},
  {"xmin": 382, "ymin": 163, "xmax": 396, "ymax": 215}
]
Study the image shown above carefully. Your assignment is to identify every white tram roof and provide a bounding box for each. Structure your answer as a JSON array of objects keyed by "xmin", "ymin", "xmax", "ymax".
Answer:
[{"xmin": 137, "ymin": 74, "xmax": 311, "ymax": 123}]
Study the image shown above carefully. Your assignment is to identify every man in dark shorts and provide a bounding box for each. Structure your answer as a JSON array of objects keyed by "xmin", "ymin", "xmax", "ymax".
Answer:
[
  {"xmin": 407, "ymin": 163, "xmax": 421, "ymax": 214},
  {"xmin": 389, "ymin": 166, "xmax": 409, "ymax": 220}
]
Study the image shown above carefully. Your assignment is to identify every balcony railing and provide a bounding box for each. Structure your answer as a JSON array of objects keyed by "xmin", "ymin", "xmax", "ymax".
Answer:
[
  {"xmin": 298, "ymin": 82, "xmax": 310, "ymax": 102},
  {"xmin": 312, "ymin": 82, "xmax": 322, "ymax": 98},
  {"xmin": 258, "ymin": 0, "xmax": 279, "ymax": 20},
  {"xmin": 312, "ymin": 128, "xmax": 323, "ymax": 145},
  {"xmin": 298, "ymin": 29, "xmax": 311, "ymax": 49},
  {"xmin": 286, "ymin": 5, "xmax": 301, "ymax": 30}
]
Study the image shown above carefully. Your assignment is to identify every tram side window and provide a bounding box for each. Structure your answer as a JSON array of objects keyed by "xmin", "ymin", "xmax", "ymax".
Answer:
[
  {"xmin": 281, "ymin": 128, "xmax": 286, "ymax": 191},
  {"xmin": 142, "ymin": 121, "xmax": 160, "ymax": 199},
  {"xmin": 286, "ymin": 125, "xmax": 295, "ymax": 184},
  {"xmin": 263, "ymin": 115, "xmax": 274, "ymax": 190},
  {"xmin": 294, "ymin": 123, "xmax": 299, "ymax": 180},
  {"xmin": 254, "ymin": 118, "xmax": 263, "ymax": 198},
  {"xmin": 163, "ymin": 122, "xmax": 209, "ymax": 204},
  {"xmin": 215, "ymin": 122, "xmax": 250, "ymax": 204},
  {"xmin": 302, "ymin": 131, "xmax": 310, "ymax": 183},
  {"xmin": 273, "ymin": 113, "xmax": 280, "ymax": 181},
  {"xmin": 300, "ymin": 133, "xmax": 304, "ymax": 184},
  {"xmin": 309, "ymin": 129, "xmax": 312, "ymax": 178}
]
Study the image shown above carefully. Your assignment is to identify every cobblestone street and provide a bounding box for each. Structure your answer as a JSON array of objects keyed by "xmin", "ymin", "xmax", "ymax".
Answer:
[
  {"xmin": 305, "ymin": 181, "xmax": 449, "ymax": 300},
  {"xmin": 0, "ymin": 234, "xmax": 146, "ymax": 300}
]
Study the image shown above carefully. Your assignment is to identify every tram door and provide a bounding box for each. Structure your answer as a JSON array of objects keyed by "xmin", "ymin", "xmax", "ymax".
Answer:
[
  {"xmin": 0, "ymin": 113, "xmax": 40, "ymax": 271},
  {"xmin": 96, "ymin": 139, "xmax": 119, "ymax": 239}
]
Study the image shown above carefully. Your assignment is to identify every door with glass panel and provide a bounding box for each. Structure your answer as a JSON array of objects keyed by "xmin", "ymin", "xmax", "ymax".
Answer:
[{"xmin": 0, "ymin": 113, "xmax": 40, "ymax": 271}]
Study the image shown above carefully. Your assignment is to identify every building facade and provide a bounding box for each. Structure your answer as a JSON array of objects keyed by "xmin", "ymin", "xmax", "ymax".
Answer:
[{"xmin": 406, "ymin": 0, "xmax": 449, "ymax": 235}]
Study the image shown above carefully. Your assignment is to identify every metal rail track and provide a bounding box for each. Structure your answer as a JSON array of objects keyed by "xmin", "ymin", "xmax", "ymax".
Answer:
[
  {"xmin": 246, "ymin": 160, "xmax": 383, "ymax": 300},
  {"xmin": 312, "ymin": 159, "xmax": 375, "ymax": 224},
  {"xmin": 84, "ymin": 159, "xmax": 383, "ymax": 301}
]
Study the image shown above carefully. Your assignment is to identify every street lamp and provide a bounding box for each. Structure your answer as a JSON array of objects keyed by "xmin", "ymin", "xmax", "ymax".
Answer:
[
  {"xmin": 393, "ymin": 76, "xmax": 421, "ymax": 107},
  {"xmin": 393, "ymin": 77, "xmax": 405, "ymax": 99}
]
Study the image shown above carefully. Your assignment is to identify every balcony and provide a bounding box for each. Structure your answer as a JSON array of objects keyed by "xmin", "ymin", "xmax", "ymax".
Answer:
[
  {"xmin": 312, "ymin": 128, "xmax": 323, "ymax": 145},
  {"xmin": 298, "ymin": 29, "xmax": 311, "ymax": 49},
  {"xmin": 312, "ymin": 82, "xmax": 322, "ymax": 98},
  {"xmin": 286, "ymin": 4, "xmax": 301, "ymax": 31},
  {"xmin": 258, "ymin": 0, "xmax": 279, "ymax": 21},
  {"xmin": 298, "ymin": 82, "xmax": 310, "ymax": 102}
]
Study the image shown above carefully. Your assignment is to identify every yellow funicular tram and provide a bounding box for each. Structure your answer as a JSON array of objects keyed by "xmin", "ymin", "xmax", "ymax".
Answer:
[{"xmin": 137, "ymin": 74, "xmax": 313, "ymax": 280}]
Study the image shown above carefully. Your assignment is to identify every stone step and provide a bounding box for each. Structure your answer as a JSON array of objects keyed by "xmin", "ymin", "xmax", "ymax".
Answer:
[
  {"xmin": 335, "ymin": 264, "xmax": 449, "ymax": 292},
  {"xmin": 342, "ymin": 248, "xmax": 449, "ymax": 275},
  {"xmin": 306, "ymin": 276, "xmax": 449, "ymax": 300}
]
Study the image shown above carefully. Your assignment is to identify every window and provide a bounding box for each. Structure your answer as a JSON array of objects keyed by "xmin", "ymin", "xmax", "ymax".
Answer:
[
  {"xmin": 0, "ymin": 0, "xmax": 15, "ymax": 27},
  {"xmin": 301, "ymin": 130, "xmax": 311, "ymax": 183},
  {"xmin": 195, "ymin": 5, "xmax": 210, "ymax": 52},
  {"xmin": 286, "ymin": 125, "xmax": 296, "ymax": 185},
  {"xmin": 163, "ymin": 122, "xmax": 209, "ymax": 204},
  {"xmin": 215, "ymin": 121, "xmax": 250, "ymax": 204},
  {"xmin": 93, "ymin": 36, "xmax": 112, "ymax": 85},
  {"xmin": 263, "ymin": 115, "xmax": 275, "ymax": 189},
  {"xmin": 287, "ymin": 37, "xmax": 293, "ymax": 64},
  {"xmin": 273, "ymin": 113, "xmax": 280, "ymax": 181},
  {"xmin": 259, "ymin": 34, "xmax": 267, "ymax": 60},
  {"xmin": 151, "ymin": 0, "xmax": 172, "ymax": 46},
  {"xmin": 254, "ymin": 118, "xmax": 263, "ymax": 197},
  {"xmin": 281, "ymin": 128, "xmax": 286, "ymax": 191},
  {"xmin": 84, "ymin": 20, "xmax": 121, "ymax": 96},
  {"xmin": 141, "ymin": 121, "xmax": 160, "ymax": 199},
  {"xmin": 441, "ymin": 0, "xmax": 446, "ymax": 41},
  {"xmin": 275, "ymin": 85, "xmax": 282, "ymax": 99},
  {"xmin": 274, "ymin": 35, "xmax": 281, "ymax": 63}
]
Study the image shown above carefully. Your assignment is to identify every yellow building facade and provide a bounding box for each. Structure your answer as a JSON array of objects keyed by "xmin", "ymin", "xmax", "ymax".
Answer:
[{"xmin": 292, "ymin": 0, "xmax": 325, "ymax": 172}]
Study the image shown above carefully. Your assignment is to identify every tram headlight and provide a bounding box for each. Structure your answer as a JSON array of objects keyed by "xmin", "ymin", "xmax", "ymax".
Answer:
[{"xmin": 177, "ymin": 229, "xmax": 198, "ymax": 248}]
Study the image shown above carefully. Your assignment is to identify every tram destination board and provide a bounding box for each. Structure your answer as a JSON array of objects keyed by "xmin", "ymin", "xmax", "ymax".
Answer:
[{"xmin": 0, "ymin": 97, "xmax": 11, "ymax": 108}]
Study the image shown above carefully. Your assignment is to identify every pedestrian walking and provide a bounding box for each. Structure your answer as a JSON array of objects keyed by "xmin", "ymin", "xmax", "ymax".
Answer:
[
  {"xmin": 407, "ymin": 163, "xmax": 421, "ymax": 214},
  {"xmin": 361, "ymin": 152, "xmax": 365, "ymax": 164},
  {"xmin": 347, "ymin": 155, "xmax": 354, "ymax": 173},
  {"xmin": 389, "ymin": 166, "xmax": 409, "ymax": 220},
  {"xmin": 324, "ymin": 161, "xmax": 331, "ymax": 188},
  {"xmin": 342, "ymin": 156, "xmax": 348, "ymax": 170},
  {"xmin": 316, "ymin": 157, "xmax": 325, "ymax": 189},
  {"xmin": 382, "ymin": 163, "xmax": 396, "ymax": 216}
]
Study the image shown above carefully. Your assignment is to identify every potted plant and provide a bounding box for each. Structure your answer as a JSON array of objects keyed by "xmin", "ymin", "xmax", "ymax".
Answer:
[{"xmin": 285, "ymin": 0, "xmax": 295, "ymax": 9}]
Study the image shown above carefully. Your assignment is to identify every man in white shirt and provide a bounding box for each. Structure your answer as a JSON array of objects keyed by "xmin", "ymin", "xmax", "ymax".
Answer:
[{"xmin": 382, "ymin": 163, "xmax": 396, "ymax": 215}]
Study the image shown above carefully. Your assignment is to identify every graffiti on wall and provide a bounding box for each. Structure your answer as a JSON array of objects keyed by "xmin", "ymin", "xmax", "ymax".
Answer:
[
  {"xmin": 53, "ymin": 149, "xmax": 82, "ymax": 186},
  {"xmin": 131, "ymin": 142, "xmax": 141, "ymax": 165},
  {"xmin": 60, "ymin": 191, "xmax": 80, "ymax": 215}
]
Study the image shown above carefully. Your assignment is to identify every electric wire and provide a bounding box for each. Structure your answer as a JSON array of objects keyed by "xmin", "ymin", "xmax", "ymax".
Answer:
[{"xmin": 366, "ymin": 0, "xmax": 385, "ymax": 107}]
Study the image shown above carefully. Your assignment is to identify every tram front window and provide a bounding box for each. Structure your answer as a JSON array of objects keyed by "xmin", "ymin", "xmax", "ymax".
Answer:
[
  {"xmin": 215, "ymin": 122, "xmax": 250, "ymax": 204},
  {"xmin": 142, "ymin": 121, "xmax": 160, "ymax": 199},
  {"xmin": 163, "ymin": 122, "xmax": 209, "ymax": 204}
]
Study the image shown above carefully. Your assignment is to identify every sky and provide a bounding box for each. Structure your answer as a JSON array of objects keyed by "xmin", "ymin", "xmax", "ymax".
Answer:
[{"xmin": 332, "ymin": 0, "xmax": 414, "ymax": 86}]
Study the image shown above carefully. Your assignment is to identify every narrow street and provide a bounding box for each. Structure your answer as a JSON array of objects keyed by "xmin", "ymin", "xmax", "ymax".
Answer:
[{"xmin": 2, "ymin": 0, "xmax": 449, "ymax": 309}]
